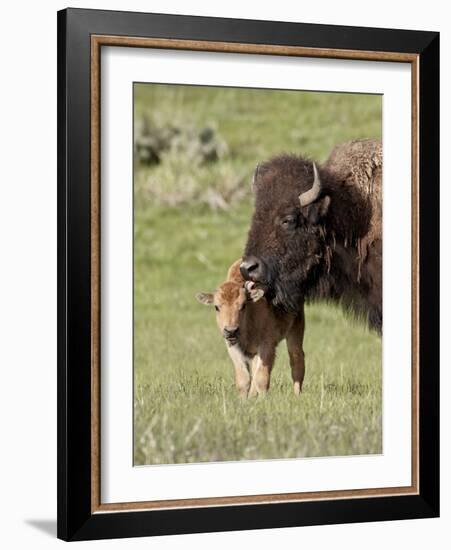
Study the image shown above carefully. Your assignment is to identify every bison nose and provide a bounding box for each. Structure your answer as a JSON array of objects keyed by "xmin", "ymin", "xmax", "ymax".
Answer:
[
  {"xmin": 223, "ymin": 326, "xmax": 239, "ymax": 339},
  {"xmin": 240, "ymin": 256, "xmax": 261, "ymax": 281}
]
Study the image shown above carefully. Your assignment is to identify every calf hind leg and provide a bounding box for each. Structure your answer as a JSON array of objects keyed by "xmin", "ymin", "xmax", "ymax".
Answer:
[
  {"xmin": 234, "ymin": 363, "xmax": 251, "ymax": 397},
  {"xmin": 249, "ymin": 346, "xmax": 275, "ymax": 397}
]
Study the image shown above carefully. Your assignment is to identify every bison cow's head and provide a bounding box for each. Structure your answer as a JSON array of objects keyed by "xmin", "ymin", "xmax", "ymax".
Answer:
[{"xmin": 241, "ymin": 155, "xmax": 331, "ymax": 312}]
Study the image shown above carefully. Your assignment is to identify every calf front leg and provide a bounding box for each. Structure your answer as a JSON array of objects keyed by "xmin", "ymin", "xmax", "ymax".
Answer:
[
  {"xmin": 249, "ymin": 345, "xmax": 275, "ymax": 397},
  {"xmin": 286, "ymin": 310, "xmax": 306, "ymax": 396},
  {"xmin": 227, "ymin": 345, "xmax": 251, "ymax": 397}
]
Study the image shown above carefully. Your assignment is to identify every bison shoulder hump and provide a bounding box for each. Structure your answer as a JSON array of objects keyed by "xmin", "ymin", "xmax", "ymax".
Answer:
[{"xmin": 324, "ymin": 138, "xmax": 382, "ymax": 197}]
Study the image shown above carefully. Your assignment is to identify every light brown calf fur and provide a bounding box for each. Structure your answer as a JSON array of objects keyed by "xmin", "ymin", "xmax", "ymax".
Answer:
[{"xmin": 197, "ymin": 259, "xmax": 306, "ymax": 397}]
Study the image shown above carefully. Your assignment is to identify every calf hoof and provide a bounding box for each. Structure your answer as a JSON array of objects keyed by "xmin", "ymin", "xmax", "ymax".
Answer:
[
  {"xmin": 248, "ymin": 385, "xmax": 258, "ymax": 398},
  {"xmin": 255, "ymin": 386, "xmax": 269, "ymax": 398}
]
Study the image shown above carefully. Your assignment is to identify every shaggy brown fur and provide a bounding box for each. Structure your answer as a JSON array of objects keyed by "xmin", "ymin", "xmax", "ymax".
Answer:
[
  {"xmin": 197, "ymin": 259, "xmax": 305, "ymax": 397},
  {"xmin": 325, "ymin": 138, "xmax": 382, "ymax": 268},
  {"xmin": 242, "ymin": 139, "xmax": 383, "ymax": 333}
]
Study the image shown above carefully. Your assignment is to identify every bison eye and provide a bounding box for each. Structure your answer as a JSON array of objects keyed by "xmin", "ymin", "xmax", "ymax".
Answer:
[
  {"xmin": 214, "ymin": 305, "xmax": 220, "ymax": 312},
  {"xmin": 281, "ymin": 215, "xmax": 296, "ymax": 229}
]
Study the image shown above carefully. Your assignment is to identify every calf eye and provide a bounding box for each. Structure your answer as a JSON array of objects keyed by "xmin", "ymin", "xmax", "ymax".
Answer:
[
  {"xmin": 240, "ymin": 303, "xmax": 246, "ymax": 311},
  {"xmin": 214, "ymin": 305, "xmax": 220, "ymax": 312}
]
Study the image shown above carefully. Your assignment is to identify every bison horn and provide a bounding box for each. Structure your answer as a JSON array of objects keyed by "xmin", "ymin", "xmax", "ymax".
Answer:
[
  {"xmin": 251, "ymin": 164, "xmax": 260, "ymax": 189},
  {"xmin": 299, "ymin": 162, "xmax": 322, "ymax": 207}
]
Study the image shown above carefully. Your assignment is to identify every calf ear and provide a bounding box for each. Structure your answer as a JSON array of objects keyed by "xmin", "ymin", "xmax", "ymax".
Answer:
[
  {"xmin": 304, "ymin": 195, "xmax": 331, "ymax": 225},
  {"xmin": 196, "ymin": 292, "xmax": 214, "ymax": 305},
  {"xmin": 248, "ymin": 288, "xmax": 265, "ymax": 303}
]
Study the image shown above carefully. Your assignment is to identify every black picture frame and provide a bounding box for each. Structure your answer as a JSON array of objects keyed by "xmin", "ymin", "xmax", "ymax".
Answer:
[{"xmin": 57, "ymin": 7, "xmax": 439, "ymax": 542}]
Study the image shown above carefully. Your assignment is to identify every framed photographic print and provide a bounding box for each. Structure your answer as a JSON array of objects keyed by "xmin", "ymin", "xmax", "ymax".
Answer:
[{"xmin": 57, "ymin": 8, "xmax": 440, "ymax": 541}]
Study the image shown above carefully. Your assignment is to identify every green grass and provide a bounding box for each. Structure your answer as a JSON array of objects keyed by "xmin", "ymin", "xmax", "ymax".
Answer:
[
  {"xmin": 133, "ymin": 84, "xmax": 382, "ymax": 465},
  {"xmin": 134, "ymin": 84, "xmax": 382, "ymax": 208}
]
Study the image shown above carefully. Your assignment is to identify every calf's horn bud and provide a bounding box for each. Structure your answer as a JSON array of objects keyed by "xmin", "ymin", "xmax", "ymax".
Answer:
[{"xmin": 299, "ymin": 162, "xmax": 322, "ymax": 207}]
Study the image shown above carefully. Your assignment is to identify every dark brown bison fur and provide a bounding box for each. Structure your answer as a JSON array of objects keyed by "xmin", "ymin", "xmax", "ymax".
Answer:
[{"xmin": 242, "ymin": 139, "xmax": 382, "ymax": 333}]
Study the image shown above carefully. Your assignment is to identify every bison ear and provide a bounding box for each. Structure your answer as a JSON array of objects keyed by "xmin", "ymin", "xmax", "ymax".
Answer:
[
  {"xmin": 304, "ymin": 195, "xmax": 331, "ymax": 225},
  {"xmin": 196, "ymin": 292, "xmax": 214, "ymax": 305}
]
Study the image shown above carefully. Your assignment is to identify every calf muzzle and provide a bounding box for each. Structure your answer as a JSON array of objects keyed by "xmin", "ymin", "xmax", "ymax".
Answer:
[{"xmin": 223, "ymin": 326, "xmax": 240, "ymax": 342}]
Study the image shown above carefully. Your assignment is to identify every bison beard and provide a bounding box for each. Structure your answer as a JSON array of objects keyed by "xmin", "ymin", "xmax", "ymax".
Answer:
[{"xmin": 242, "ymin": 139, "xmax": 383, "ymax": 334}]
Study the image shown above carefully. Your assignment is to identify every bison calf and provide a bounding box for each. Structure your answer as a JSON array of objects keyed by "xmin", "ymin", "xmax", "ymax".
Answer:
[{"xmin": 196, "ymin": 260, "xmax": 306, "ymax": 397}]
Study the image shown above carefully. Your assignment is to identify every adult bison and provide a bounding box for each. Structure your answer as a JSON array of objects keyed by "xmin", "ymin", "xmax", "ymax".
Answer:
[{"xmin": 240, "ymin": 139, "xmax": 382, "ymax": 334}]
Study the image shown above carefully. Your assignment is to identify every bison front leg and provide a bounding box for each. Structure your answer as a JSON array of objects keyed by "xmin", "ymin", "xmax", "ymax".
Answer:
[
  {"xmin": 227, "ymin": 345, "xmax": 251, "ymax": 397},
  {"xmin": 249, "ymin": 345, "xmax": 275, "ymax": 397},
  {"xmin": 286, "ymin": 311, "xmax": 306, "ymax": 396}
]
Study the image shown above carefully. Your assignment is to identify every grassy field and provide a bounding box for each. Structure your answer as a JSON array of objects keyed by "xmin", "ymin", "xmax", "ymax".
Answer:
[{"xmin": 134, "ymin": 84, "xmax": 382, "ymax": 465}]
